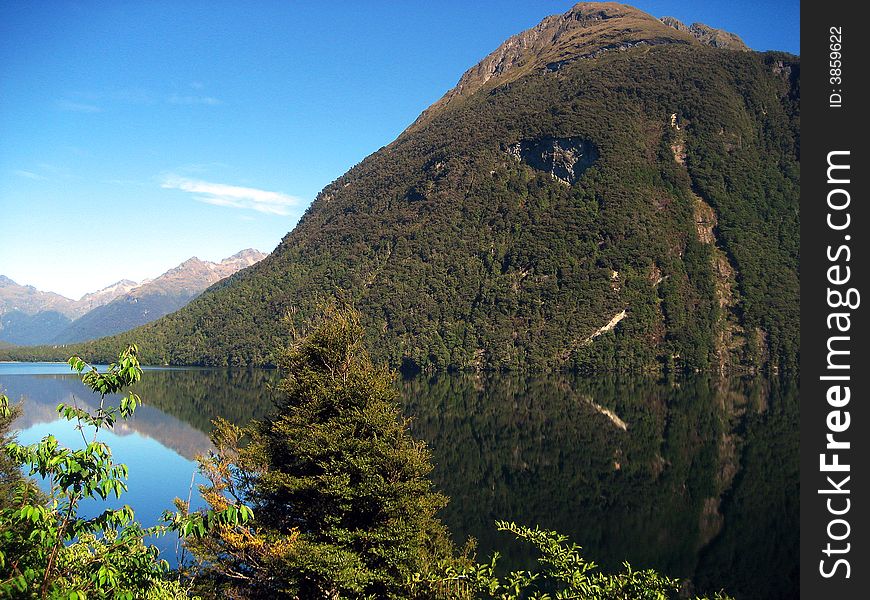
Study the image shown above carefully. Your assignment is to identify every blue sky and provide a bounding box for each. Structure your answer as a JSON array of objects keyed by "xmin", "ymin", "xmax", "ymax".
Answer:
[{"xmin": 0, "ymin": 1, "xmax": 799, "ymax": 299}]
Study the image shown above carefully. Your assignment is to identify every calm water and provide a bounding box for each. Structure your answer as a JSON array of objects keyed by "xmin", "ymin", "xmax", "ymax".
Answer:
[{"xmin": 0, "ymin": 363, "xmax": 798, "ymax": 599}]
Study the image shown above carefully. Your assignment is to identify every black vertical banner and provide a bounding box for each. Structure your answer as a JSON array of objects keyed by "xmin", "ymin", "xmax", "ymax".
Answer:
[{"xmin": 801, "ymin": 1, "xmax": 869, "ymax": 598}]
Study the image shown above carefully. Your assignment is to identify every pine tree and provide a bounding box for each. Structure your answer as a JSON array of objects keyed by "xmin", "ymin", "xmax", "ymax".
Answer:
[{"xmin": 189, "ymin": 306, "xmax": 453, "ymax": 599}]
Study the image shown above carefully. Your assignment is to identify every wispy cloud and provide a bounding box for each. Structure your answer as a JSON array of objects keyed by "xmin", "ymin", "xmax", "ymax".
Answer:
[
  {"xmin": 56, "ymin": 100, "xmax": 103, "ymax": 113},
  {"xmin": 161, "ymin": 175, "xmax": 302, "ymax": 216},
  {"xmin": 167, "ymin": 94, "xmax": 223, "ymax": 106},
  {"xmin": 13, "ymin": 170, "xmax": 44, "ymax": 180},
  {"xmin": 58, "ymin": 88, "xmax": 218, "ymax": 111}
]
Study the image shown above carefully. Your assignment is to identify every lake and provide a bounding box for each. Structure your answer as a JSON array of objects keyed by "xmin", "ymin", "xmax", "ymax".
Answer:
[{"xmin": 0, "ymin": 363, "xmax": 798, "ymax": 599}]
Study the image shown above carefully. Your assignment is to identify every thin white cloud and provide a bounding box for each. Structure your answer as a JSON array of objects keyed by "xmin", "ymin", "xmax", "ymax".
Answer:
[
  {"xmin": 56, "ymin": 100, "xmax": 103, "ymax": 113},
  {"xmin": 13, "ymin": 170, "xmax": 44, "ymax": 180},
  {"xmin": 161, "ymin": 175, "xmax": 302, "ymax": 216},
  {"xmin": 167, "ymin": 94, "xmax": 222, "ymax": 106}
]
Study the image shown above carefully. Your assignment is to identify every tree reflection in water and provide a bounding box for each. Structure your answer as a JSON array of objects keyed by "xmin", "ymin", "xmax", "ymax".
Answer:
[{"xmin": 3, "ymin": 366, "xmax": 796, "ymax": 599}]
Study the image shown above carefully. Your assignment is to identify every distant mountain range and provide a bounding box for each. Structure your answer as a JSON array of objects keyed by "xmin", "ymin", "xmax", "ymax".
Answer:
[
  {"xmin": 0, "ymin": 275, "xmax": 135, "ymax": 320},
  {"xmin": 0, "ymin": 249, "xmax": 265, "ymax": 345}
]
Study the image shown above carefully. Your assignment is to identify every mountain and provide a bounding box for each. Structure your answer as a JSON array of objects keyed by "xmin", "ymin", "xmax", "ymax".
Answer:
[
  {"xmin": 0, "ymin": 275, "xmax": 77, "ymax": 318},
  {"xmin": 0, "ymin": 310, "xmax": 71, "ymax": 347},
  {"xmin": 0, "ymin": 275, "xmax": 137, "ymax": 320},
  {"xmin": 0, "ymin": 277, "xmax": 136, "ymax": 345},
  {"xmin": 0, "ymin": 250, "xmax": 265, "ymax": 345},
  {"xmin": 659, "ymin": 17, "xmax": 748, "ymax": 50},
  {"xmin": 53, "ymin": 249, "xmax": 266, "ymax": 344},
  {"xmin": 74, "ymin": 280, "xmax": 139, "ymax": 316},
  {"xmin": 127, "ymin": 249, "xmax": 266, "ymax": 298},
  {"xmin": 4, "ymin": 3, "xmax": 799, "ymax": 374}
]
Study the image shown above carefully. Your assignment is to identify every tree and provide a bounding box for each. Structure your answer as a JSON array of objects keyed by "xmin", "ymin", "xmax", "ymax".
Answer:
[
  {"xmin": 0, "ymin": 397, "xmax": 27, "ymax": 509},
  {"xmin": 0, "ymin": 346, "xmax": 191, "ymax": 599},
  {"xmin": 185, "ymin": 306, "xmax": 455, "ymax": 599}
]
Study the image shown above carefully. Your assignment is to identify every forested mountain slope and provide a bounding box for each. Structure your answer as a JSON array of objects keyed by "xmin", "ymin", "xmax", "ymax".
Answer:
[{"xmin": 7, "ymin": 3, "xmax": 799, "ymax": 373}]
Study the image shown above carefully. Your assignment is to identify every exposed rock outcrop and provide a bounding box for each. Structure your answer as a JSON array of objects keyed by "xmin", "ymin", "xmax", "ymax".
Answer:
[
  {"xmin": 505, "ymin": 137, "xmax": 598, "ymax": 184},
  {"xmin": 660, "ymin": 16, "xmax": 748, "ymax": 50}
]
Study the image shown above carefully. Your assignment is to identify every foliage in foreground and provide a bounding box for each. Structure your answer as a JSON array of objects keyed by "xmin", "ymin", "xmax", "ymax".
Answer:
[
  {"xmin": 417, "ymin": 521, "xmax": 733, "ymax": 600},
  {"xmin": 0, "ymin": 399, "xmax": 25, "ymax": 511},
  {"xmin": 0, "ymin": 347, "xmax": 193, "ymax": 599}
]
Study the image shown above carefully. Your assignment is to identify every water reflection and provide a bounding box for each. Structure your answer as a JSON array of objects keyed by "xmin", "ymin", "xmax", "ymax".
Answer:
[
  {"xmin": 7, "ymin": 373, "xmax": 213, "ymax": 460},
  {"xmin": 1, "ymin": 364, "xmax": 797, "ymax": 599},
  {"xmin": 401, "ymin": 373, "xmax": 798, "ymax": 599},
  {"xmin": 0, "ymin": 364, "xmax": 278, "ymax": 565}
]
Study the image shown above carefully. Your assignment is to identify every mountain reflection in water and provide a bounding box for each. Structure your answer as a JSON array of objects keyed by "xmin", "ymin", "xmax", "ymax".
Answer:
[{"xmin": 0, "ymin": 364, "xmax": 797, "ymax": 599}]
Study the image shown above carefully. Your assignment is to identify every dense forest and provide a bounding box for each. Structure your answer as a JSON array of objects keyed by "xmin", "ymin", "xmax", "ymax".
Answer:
[{"xmin": 2, "ymin": 11, "xmax": 800, "ymax": 377}]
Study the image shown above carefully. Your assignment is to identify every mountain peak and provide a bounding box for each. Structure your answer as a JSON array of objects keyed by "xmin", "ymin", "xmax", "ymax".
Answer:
[
  {"xmin": 88, "ymin": 279, "xmax": 138, "ymax": 294},
  {"xmin": 408, "ymin": 2, "xmax": 699, "ymax": 131},
  {"xmin": 130, "ymin": 250, "xmax": 266, "ymax": 298},
  {"xmin": 563, "ymin": 2, "xmax": 652, "ymax": 20},
  {"xmin": 221, "ymin": 248, "xmax": 267, "ymax": 266},
  {"xmin": 75, "ymin": 279, "xmax": 141, "ymax": 315},
  {"xmin": 659, "ymin": 16, "xmax": 748, "ymax": 50},
  {"xmin": 406, "ymin": 2, "xmax": 755, "ymax": 133}
]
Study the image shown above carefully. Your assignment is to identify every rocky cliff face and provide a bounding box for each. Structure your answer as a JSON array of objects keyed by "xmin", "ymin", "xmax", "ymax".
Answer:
[
  {"xmin": 659, "ymin": 16, "xmax": 748, "ymax": 50},
  {"xmin": 506, "ymin": 137, "xmax": 598, "ymax": 185}
]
